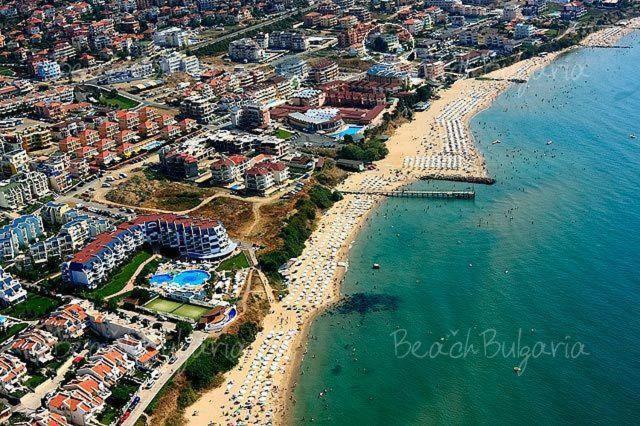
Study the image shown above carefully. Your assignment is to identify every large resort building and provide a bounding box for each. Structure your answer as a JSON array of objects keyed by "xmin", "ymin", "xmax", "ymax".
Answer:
[{"xmin": 62, "ymin": 214, "xmax": 236, "ymax": 288}]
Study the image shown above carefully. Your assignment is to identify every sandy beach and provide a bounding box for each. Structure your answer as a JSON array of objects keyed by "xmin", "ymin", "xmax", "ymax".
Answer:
[{"xmin": 186, "ymin": 22, "xmax": 639, "ymax": 426}]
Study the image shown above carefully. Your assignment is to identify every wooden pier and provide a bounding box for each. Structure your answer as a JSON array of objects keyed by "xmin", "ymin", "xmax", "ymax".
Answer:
[
  {"xmin": 340, "ymin": 190, "xmax": 475, "ymax": 199},
  {"xmin": 580, "ymin": 44, "xmax": 631, "ymax": 49}
]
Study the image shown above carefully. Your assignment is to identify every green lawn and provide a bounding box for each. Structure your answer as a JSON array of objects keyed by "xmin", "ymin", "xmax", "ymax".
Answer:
[
  {"xmin": 25, "ymin": 374, "xmax": 48, "ymax": 390},
  {"xmin": 217, "ymin": 252, "xmax": 250, "ymax": 271},
  {"xmin": 0, "ymin": 322, "xmax": 28, "ymax": 343},
  {"xmin": 85, "ymin": 251, "xmax": 153, "ymax": 300},
  {"xmin": 1, "ymin": 294, "xmax": 62, "ymax": 320},
  {"xmin": 144, "ymin": 297, "xmax": 209, "ymax": 321},
  {"xmin": 99, "ymin": 93, "xmax": 140, "ymax": 110},
  {"xmin": 275, "ymin": 128, "xmax": 294, "ymax": 140}
]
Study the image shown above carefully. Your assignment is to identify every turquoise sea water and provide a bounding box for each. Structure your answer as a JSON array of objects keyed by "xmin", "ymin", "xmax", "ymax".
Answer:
[{"xmin": 292, "ymin": 33, "xmax": 640, "ymax": 425}]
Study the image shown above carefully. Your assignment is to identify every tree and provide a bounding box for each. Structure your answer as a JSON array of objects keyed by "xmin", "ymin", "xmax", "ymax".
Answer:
[
  {"xmin": 106, "ymin": 298, "xmax": 119, "ymax": 312},
  {"xmin": 237, "ymin": 322, "xmax": 259, "ymax": 344},
  {"xmin": 54, "ymin": 342, "xmax": 71, "ymax": 358},
  {"xmin": 108, "ymin": 384, "xmax": 135, "ymax": 409},
  {"xmin": 175, "ymin": 321, "xmax": 193, "ymax": 342}
]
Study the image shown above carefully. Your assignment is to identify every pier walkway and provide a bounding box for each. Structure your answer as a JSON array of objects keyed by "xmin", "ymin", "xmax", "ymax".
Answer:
[
  {"xmin": 340, "ymin": 189, "xmax": 475, "ymax": 199},
  {"xmin": 580, "ymin": 44, "xmax": 631, "ymax": 49}
]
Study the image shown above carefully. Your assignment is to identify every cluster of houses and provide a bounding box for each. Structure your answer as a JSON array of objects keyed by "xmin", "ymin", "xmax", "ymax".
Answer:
[{"xmin": 0, "ymin": 299, "xmax": 162, "ymax": 425}]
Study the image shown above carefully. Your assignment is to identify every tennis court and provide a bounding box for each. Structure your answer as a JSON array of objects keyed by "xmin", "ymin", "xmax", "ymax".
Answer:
[
  {"xmin": 143, "ymin": 297, "xmax": 209, "ymax": 321},
  {"xmin": 172, "ymin": 304, "xmax": 210, "ymax": 320}
]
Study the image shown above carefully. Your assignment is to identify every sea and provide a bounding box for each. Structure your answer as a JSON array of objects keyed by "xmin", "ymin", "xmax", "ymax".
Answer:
[{"xmin": 291, "ymin": 32, "xmax": 640, "ymax": 425}]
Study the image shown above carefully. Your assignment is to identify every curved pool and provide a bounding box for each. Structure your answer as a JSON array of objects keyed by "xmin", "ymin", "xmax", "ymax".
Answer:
[{"xmin": 150, "ymin": 269, "xmax": 211, "ymax": 288}]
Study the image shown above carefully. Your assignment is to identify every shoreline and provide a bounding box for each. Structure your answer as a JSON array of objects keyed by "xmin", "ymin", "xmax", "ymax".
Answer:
[{"xmin": 185, "ymin": 22, "xmax": 638, "ymax": 426}]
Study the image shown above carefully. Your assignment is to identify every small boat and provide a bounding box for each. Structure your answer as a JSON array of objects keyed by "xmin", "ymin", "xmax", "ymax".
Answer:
[
  {"xmin": 630, "ymin": 134, "xmax": 637, "ymax": 139},
  {"xmin": 372, "ymin": 263, "xmax": 380, "ymax": 269},
  {"xmin": 491, "ymin": 139, "xmax": 501, "ymax": 145},
  {"xmin": 513, "ymin": 366, "xmax": 522, "ymax": 375},
  {"xmin": 546, "ymin": 140, "xmax": 553, "ymax": 145}
]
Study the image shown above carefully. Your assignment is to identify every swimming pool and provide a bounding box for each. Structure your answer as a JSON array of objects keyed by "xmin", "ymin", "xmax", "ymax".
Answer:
[
  {"xmin": 330, "ymin": 125, "xmax": 365, "ymax": 140},
  {"xmin": 150, "ymin": 269, "xmax": 211, "ymax": 288}
]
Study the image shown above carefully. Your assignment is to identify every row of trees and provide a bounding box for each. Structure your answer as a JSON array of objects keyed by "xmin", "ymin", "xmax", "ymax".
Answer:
[{"xmin": 258, "ymin": 185, "xmax": 342, "ymax": 274}]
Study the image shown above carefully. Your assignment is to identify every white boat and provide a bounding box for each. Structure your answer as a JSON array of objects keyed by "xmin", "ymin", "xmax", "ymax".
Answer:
[
  {"xmin": 491, "ymin": 139, "xmax": 501, "ymax": 145},
  {"xmin": 630, "ymin": 134, "xmax": 636, "ymax": 139},
  {"xmin": 546, "ymin": 140, "xmax": 553, "ymax": 145},
  {"xmin": 372, "ymin": 263, "xmax": 381, "ymax": 269}
]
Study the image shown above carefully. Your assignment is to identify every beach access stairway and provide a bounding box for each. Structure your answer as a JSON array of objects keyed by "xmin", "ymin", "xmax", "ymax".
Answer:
[{"xmin": 340, "ymin": 189, "xmax": 475, "ymax": 199}]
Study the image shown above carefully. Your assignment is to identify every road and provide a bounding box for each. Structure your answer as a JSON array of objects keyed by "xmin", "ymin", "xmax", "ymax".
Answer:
[
  {"xmin": 123, "ymin": 331, "xmax": 208, "ymax": 426},
  {"xmin": 191, "ymin": 5, "xmax": 317, "ymax": 52}
]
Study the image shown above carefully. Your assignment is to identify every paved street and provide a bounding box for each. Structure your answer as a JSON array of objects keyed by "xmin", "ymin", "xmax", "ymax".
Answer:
[{"xmin": 123, "ymin": 331, "xmax": 208, "ymax": 426}]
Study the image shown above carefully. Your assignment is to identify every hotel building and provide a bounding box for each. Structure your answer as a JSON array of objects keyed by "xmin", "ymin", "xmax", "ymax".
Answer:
[{"xmin": 62, "ymin": 214, "xmax": 236, "ymax": 288}]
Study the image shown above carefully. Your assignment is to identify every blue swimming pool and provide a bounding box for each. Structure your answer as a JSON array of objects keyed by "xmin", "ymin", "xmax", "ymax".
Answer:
[
  {"xmin": 330, "ymin": 125, "xmax": 365, "ymax": 140},
  {"xmin": 150, "ymin": 269, "xmax": 210, "ymax": 288}
]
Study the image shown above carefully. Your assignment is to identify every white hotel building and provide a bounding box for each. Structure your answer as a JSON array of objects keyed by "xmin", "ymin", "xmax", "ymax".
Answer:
[{"xmin": 62, "ymin": 214, "xmax": 236, "ymax": 288}]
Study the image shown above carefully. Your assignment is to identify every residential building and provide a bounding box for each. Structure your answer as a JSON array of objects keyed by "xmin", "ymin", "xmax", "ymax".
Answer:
[
  {"xmin": 366, "ymin": 63, "xmax": 411, "ymax": 87},
  {"xmin": 0, "ymin": 267, "xmax": 27, "ymax": 306},
  {"xmin": 275, "ymin": 57, "xmax": 309, "ymax": 79},
  {"xmin": 76, "ymin": 346, "xmax": 134, "ymax": 386},
  {"xmin": 30, "ymin": 410, "xmax": 70, "ymax": 426},
  {"xmin": 210, "ymin": 154, "xmax": 250, "ymax": 184},
  {"xmin": 561, "ymin": 1, "xmax": 587, "ymax": 20},
  {"xmin": 44, "ymin": 303, "xmax": 89, "ymax": 339},
  {"xmin": 35, "ymin": 60, "xmax": 62, "ymax": 81},
  {"xmin": 304, "ymin": 12, "xmax": 322, "ymax": 27},
  {"xmin": 99, "ymin": 62, "xmax": 153, "ymax": 84},
  {"xmin": 0, "ymin": 171, "xmax": 50, "ymax": 210},
  {"xmin": 231, "ymin": 103, "xmax": 271, "ymax": 130},
  {"xmin": 245, "ymin": 161, "xmax": 290, "ymax": 195},
  {"xmin": 309, "ymin": 60, "xmax": 339, "ymax": 84},
  {"xmin": 229, "ymin": 38, "xmax": 266, "ymax": 63},
  {"xmin": 257, "ymin": 137, "xmax": 290, "ymax": 157},
  {"xmin": 152, "ymin": 27, "xmax": 190, "ymax": 48},
  {"xmin": 290, "ymin": 89, "xmax": 326, "ymax": 107},
  {"xmin": 115, "ymin": 111, "xmax": 140, "ymax": 131},
  {"xmin": 5, "ymin": 125, "xmax": 52, "ymax": 151},
  {"xmin": 158, "ymin": 147, "xmax": 199, "ymax": 180},
  {"xmin": 158, "ymin": 51, "xmax": 200, "ymax": 75},
  {"xmin": 0, "ymin": 353, "xmax": 27, "ymax": 394},
  {"xmin": 503, "ymin": 3, "xmax": 522, "ymax": 21},
  {"xmin": 0, "ymin": 148, "xmax": 29, "ymax": 176},
  {"xmin": 40, "ymin": 201, "xmax": 71, "ymax": 226},
  {"xmin": 30, "ymin": 214, "xmax": 111, "ymax": 264},
  {"xmin": 420, "ymin": 60, "xmax": 446, "ymax": 81},
  {"xmin": 48, "ymin": 375, "xmax": 109, "ymax": 426},
  {"xmin": 181, "ymin": 95, "xmax": 215, "ymax": 124},
  {"xmin": 269, "ymin": 31, "xmax": 309, "ymax": 52},
  {"xmin": 114, "ymin": 335, "xmax": 159, "ymax": 369},
  {"xmin": 0, "ymin": 214, "xmax": 45, "ymax": 262},
  {"xmin": 10, "ymin": 328, "xmax": 58, "ymax": 364}
]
